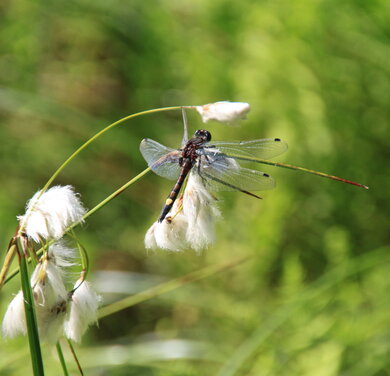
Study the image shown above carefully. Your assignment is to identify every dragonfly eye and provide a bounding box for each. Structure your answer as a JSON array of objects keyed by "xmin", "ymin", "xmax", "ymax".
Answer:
[{"xmin": 194, "ymin": 129, "xmax": 212, "ymax": 142}]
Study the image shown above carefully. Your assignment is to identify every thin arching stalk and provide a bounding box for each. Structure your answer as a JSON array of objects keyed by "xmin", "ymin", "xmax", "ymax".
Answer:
[
  {"xmin": 67, "ymin": 339, "xmax": 84, "ymax": 376},
  {"xmin": 16, "ymin": 106, "xmax": 183, "ymax": 239}
]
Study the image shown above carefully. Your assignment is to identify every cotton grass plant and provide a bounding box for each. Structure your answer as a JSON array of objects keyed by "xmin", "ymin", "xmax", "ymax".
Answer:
[
  {"xmin": 0, "ymin": 101, "xmax": 368, "ymax": 375},
  {"xmin": 0, "ymin": 102, "xmax": 253, "ymax": 375}
]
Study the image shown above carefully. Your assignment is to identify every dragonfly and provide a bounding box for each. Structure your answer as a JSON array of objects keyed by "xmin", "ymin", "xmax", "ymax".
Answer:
[{"xmin": 140, "ymin": 129, "xmax": 368, "ymax": 223}]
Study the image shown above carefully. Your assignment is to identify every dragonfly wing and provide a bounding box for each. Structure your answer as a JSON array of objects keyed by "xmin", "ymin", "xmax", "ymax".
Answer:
[
  {"xmin": 198, "ymin": 155, "xmax": 275, "ymax": 192},
  {"xmin": 140, "ymin": 138, "xmax": 181, "ymax": 180},
  {"xmin": 205, "ymin": 138, "xmax": 288, "ymax": 160}
]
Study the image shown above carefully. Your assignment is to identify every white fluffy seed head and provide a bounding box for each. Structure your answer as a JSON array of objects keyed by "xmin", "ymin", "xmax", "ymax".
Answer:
[
  {"xmin": 47, "ymin": 241, "xmax": 77, "ymax": 269},
  {"xmin": 145, "ymin": 216, "xmax": 189, "ymax": 252},
  {"xmin": 31, "ymin": 258, "xmax": 68, "ymax": 307},
  {"xmin": 18, "ymin": 185, "xmax": 87, "ymax": 243},
  {"xmin": 2, "ymin": 261, "xmax": 68, "ymax": 343},
  {"xmin": 30, "ymin": 254, "xmax": 70, "ymax": 343},
  {"xmin": 35, "ymin": 298, "xmax": 68, "ymax": 344},
  {"xmin": 196, "ymin": 101, "xmax": 250, "ymax": 124},
  {"xmin": 182, "ymin": 173, "xmax": 220, "ymax": 252},
  {"xmin": 64, "ymin": 280, "xmax": 101, "ymax": 343},
  {"xmin": 145, "ymin": 173, "xmax": 220, "ymax": 253},
  {"xmin": 2, "ymin": 291, "xmax": 27, "ymax": 338},
  {"xmin": 145, "ymin": 197, "xmax": 189, "ymax": 252},
  {"xmin": 1, "ymin": 242, "xmax": 77, "ymax": 343}
]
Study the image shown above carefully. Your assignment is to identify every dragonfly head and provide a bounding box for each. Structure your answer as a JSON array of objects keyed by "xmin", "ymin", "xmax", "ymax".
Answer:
[{"xmin": 194, "ymin": 129, "xmax": 212, "ymax": 142}]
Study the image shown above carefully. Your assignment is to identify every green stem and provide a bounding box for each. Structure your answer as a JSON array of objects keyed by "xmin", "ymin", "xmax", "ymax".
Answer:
[
  {"xmin": 77, "ymin": 167, "xmax": 151, "ymax": 224},
  {"xmin": 69, "ymin": 230, "xmax": 89, "ymax": 278},
  {"xmin": 4, "ymin": 167, "xmax": 151, "ymax": 285},
  {"xmin": 56, "ymin": 341, "xmax": 69, "ymax": 376},
  {"xmin": 16, "ymin": 237, "xmax": 45, "ymax": 376},
  {"xmin": 41, "ymin": 106, "xmax": 181, "ymax": 194},
  {"xmin": 16, "ymin": 106, "xmax": 183, "ymax": 238}
]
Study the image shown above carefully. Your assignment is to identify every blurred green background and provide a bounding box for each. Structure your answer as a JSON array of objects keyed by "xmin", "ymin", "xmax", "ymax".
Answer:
[{"xmin": 0, "ymin": 0, "xmax": 389, "ymax": 375}]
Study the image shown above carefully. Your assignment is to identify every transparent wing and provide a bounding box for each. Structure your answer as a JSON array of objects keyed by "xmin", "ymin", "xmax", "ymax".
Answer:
[
  {"xmin": 204, "ymin": 138, "xmax": 288, "ymax": 160},
  {"xmin": 198, "ymin": 155, "xmax": 275, "ymax": 192},
  {"xmin": 140, "ymin": 138, "xmax": 181, "ymax": 180}
]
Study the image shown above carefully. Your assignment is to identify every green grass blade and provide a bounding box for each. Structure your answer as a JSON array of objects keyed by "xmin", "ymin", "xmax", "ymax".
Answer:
[
  {"xmin": 56, "ymin": 342, "xmax": 69, "ymax": 376},
  {"xmin": 16, "ymin": 237, "xmax": 45, "ymax": 376}
]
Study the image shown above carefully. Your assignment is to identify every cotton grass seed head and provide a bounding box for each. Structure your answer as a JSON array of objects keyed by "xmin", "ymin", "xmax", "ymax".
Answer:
[
  {"xmin": 18, "ymin": 185, "xmax": 87, "ymax": 242},
  {"xmin": 2, "ymin": 258, "xmax": 69, "ymax": 343},
  {"xmin": 145, "ymin": 173, "xmax": 220, "ymax": 253},
  {"xmin": 2, "ymin": 291, "xmax": 27, "ymax": 338},
  {"xmin": 64, "ymin": 279, "xmax": 101, "ymax": 343},
  {"xmin": 145, "ymin": 196, "xmax": 189, "ymax": 252},
  {"xmin": 1, "ymin": 242, "xmax": 77, "ymax": 343},
  {"xmin": 30, "ymin": 247, "xmax": 71, "ymax": 343},
  {"xmin": 196, "ymin": 101, "xmax": 250, "ymax": 124},
  {"xmin": 182, "ymin": 173, "xmax": 220, "ymax": 251}
]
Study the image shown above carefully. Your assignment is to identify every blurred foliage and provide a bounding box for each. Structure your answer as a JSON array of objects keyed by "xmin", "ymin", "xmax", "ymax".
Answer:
[{"xmin": 0, "ymin": 0, "xmax": 389, "ymax": 375}]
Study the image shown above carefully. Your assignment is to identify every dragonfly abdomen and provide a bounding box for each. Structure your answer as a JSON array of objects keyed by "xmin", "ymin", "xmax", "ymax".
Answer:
[{"xmin": 158, "ymin": 160, "xmax": 193, "ymax": 222}]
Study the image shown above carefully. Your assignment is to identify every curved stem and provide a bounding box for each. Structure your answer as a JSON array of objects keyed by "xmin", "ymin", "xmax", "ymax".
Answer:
[
  {"xmin": 17, "ymin": 106, "xmax": 183, "ymax": 237},
  {"xmin": 41, "ymin": 106, "xmax": 181, "ymax": 193},
  {"xmin": 69, "ymin": 231, "xmax": 89, "ymax": 272},
  {"xmin": 68, "ymin": 231, "xmax": 89, "ymax": 292}
]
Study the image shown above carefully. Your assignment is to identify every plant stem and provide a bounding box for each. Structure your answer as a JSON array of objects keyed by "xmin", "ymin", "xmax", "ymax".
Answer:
[
  {"xmin": 67, "ymin": 339, "xmax": 84, "ymax": 376},
  {"xmin": 16, "ymin": 236, "xmax": 45, "ymax": 376},
  {"xmin": 16, "ymin": 106, "xmax": 182, "ymax": 238},
  {"xmin": 79, "ymin": 167, "xmax": 151, "ymax": 223},
  {"xmin": 69, "ymin": 230, "xmax": 89, "ymax": 280},
  {"xmin": 41, "ymin": 106, "xmax": 181, "ymax": 194},
  {"xmin": 56, "ymin": 342, "xmax": 69, "ymax": 376}
]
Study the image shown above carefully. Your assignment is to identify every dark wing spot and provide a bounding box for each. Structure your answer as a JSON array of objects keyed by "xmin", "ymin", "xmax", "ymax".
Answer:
[
  {"xmin": 263, "ymin": 173, "xmax": 270, "ymax": 177},
  {"xmin": 274, "ymin": 138, "xmax": 281, "ymax": 142}
]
